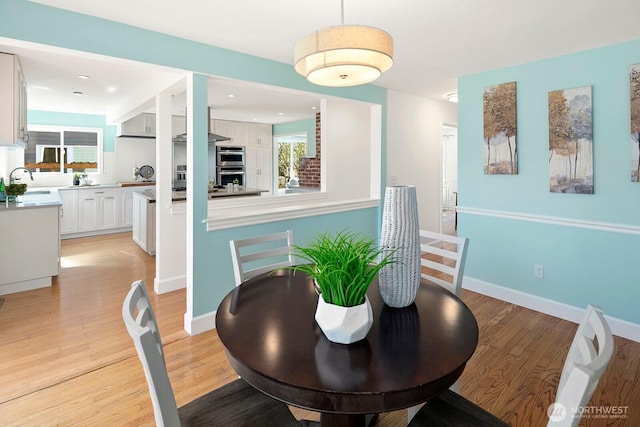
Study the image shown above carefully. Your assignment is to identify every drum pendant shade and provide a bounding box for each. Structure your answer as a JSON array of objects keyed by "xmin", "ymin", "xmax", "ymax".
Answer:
[{"xmin": 294, "ymin": 25, "xmax": 393, "ymax": 87}]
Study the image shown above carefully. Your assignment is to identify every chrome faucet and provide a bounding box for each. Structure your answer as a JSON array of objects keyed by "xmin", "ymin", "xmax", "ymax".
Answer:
[{"xmin": 9, "ymin": 167, "xmax": 34, "ymax": 184}]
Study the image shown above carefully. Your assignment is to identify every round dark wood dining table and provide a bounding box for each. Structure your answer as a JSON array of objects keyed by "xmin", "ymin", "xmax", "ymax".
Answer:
[{"xmin": 215, "ymin": 269, "xmax": 479, "ymax": 427}]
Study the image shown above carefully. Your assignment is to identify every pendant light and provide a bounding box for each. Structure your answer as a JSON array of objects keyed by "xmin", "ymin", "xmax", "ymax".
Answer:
[{"xmin": 294, "ymin": 0, "xmax": 393, "ymax": 87}]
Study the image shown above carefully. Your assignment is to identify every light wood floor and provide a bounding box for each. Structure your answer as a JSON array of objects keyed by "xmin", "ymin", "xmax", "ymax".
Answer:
[{"xmin": 0, "ymin": 233, "xmax": 637, "ymax": 426}]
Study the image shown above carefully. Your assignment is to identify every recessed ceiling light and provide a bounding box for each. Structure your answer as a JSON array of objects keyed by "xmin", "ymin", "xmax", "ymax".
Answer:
[
  {"xmin": 278, "ymin": 112, "xmax": 284, "ymax": 116},
  {"xmin": 77, "ymin": 75, "xmax": 90, "ymax": 80},
  {"xmin": 73, "ymin": 91, "xmax": 83, "ymax": 96},
  {"xmin": 106, "ymin": 86, "xmax": 117, "ymax": 93},
  {"xmin": 311, "ymin": 106, "xmax": 317, "ymax": 110},
  {"xmin": 227, "ymin": 94, "xmax": 235, "ymax": 98},
  {"xmin": 446, "ymin": 92, "xmax": 458, "ymax": 103}
]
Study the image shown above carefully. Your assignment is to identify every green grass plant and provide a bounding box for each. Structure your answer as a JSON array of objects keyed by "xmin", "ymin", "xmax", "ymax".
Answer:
[{"xmin": 291, "ymin": 230, "xmax": 395, "ymax": 307}]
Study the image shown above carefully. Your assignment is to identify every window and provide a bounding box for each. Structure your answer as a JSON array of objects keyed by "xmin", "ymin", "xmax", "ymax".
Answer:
[
  {"xmin": 277, "ymin": 134, "xmax": 307, "ymax": 189},
  {"xmin": 25, "ymin": 125, "xmax": 102, "ymax": 174}
]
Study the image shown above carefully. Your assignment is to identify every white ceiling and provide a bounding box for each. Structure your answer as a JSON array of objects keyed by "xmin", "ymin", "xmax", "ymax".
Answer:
[{"xmin": 5, "ymin": 0, "xmax": 640, "ymax": 124}]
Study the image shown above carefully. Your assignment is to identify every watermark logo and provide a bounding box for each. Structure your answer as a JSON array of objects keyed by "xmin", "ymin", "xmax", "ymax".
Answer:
[
  {"xmin": 547, "ymin": 404, "xmax": 629, "ymax": 422},
  {"xmin": 547, "ymin": 403, "xmax": 567, "ymax": 422}
]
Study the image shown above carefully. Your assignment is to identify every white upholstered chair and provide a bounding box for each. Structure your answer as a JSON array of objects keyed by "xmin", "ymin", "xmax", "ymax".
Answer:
[
  {"xmin": 407, "ymin": 304, "xmax": 615, "ymax": 427},
  {"xmin": 122, "ymin": 280, "xmax": 300, "ymax": 427},
  {"xmin": 229, "ymin": 229, "xmax": 295, "ymax": 286},
  {"xmin": 418, "ymin": 229, "xmax": 469, "ymax": 296}
]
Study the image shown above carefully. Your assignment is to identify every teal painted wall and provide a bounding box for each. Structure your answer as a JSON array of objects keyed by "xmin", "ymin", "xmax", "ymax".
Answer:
[
  {"xmin": 1, "ymin": 0, "xmax": 386, "ymax": 318},
  {"xmin": 273, "ymin": 118, "xmax": 317, "ymax": 156},
  {"xmin": 28, "ymin": 110, "xmax": 117, "ymax": 152},
  {"xmin": 197, "ymin": 208, "xmax": 381, "ymax": 316},
  {"xmin": 458, "ymin": 39, "xmax": 640, "ymax": 324}
]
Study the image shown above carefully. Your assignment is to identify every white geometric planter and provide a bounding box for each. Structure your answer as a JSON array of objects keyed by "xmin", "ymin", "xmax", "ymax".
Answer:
[{"xmin": 315, "ymin": 295, "xmax": 373, "ymax": 344}]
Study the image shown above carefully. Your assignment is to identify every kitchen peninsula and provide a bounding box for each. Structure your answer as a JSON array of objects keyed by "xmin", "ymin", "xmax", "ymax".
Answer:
[
  {"xmin": 131, "ymin": 187, "xmax": 267, "ymax": 255},
  {"xmin": 171, "ymin": 187, "xmax": 268, "ymax": 201},
  {"xmin": 0, "ymin": 190, "xmax": 61, "ymax": 295}
]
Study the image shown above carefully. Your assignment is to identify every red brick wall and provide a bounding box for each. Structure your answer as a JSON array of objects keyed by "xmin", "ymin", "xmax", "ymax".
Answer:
[{"xmin": 298, "ymin": 112, "xmax": 321, "ymax": 189}]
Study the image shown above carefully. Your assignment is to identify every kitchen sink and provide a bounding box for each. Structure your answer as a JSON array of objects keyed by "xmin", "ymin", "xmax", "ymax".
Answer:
[{"xmin": 25, "ymin": 190, "xmax": 51, "ymax": 195}]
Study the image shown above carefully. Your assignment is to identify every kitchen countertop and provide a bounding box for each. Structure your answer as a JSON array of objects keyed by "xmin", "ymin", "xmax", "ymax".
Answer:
[
  {"xmin": 134, "ymin": 187, "xmax": 267, "ymax": 203},
  {"xmin": 58, "ymin": 182, "xmax": 155, "ymax": 190},
  {"xmin": 117, "ymin": 181, "xmax": 156, "ymax": 187},
  {"xmin": 0, "ymin": 188, "xmax": 62, "ymax": 210}
]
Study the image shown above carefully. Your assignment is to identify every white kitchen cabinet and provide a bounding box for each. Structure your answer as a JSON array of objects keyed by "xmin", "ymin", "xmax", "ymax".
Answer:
[
  {"xmin": 117, "ymin": 113, "xmax": 156, "ymax": 138},
  {"xmin": 213, "ymin": 119, "xmax": 252, "ymax": 145},
  {"xmin": 245, "ymin": 144, "xmax": 273, "ymax": 193},
  {"xmin": 231, "ymin": 121, "xmax": 248, "ymax": 145},
  {"xmin": 58, "ymin": 189, "xmax": 78, "ymax": 234},
  {"xmin": 0, "ymin": 52, "xmax": 28, "ymax": 146},
  {"xmin": 172, "ymin": 115, "xmax": 186, "ymax": 138},
  {"xmin": 245, "ymin": 123, "xmax": 273, "ymax": 192},
  {"xmin": 121, "ymin": 185, "xmax": 154, "ymax": 227},
  {"xmin": 255, "ymin": 123, "xmax": 272, "ymax": 146},
  {"xmin": 132, "ymin": 192, "xmax": 155, "ymax": 255},
  {"xmin": 0, "ymin": 205, "xmax": 59, "ymax": 294},
  {"xmin": 213, "ymin": 119, "xmax": 232, "ymax": 143},
  {"xmin": 78, "ymin": 187, "xmax": 119, "ymax": 232}
]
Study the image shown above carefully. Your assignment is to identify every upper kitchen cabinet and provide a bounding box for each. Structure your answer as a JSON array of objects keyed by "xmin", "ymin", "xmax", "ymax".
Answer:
[
  {"xmin": 212, "ymin": 119, "xmax": 234, "ymax": 143},
  {"xmin": 0, "ymin": 52, "xmax": 28, "ymax": 146},
  {"xmin": 172, "ymin": 115, "xmax": 186, "ymax": 138},
  {"xmin": 117, "ymin": 113, "xmax": 156, "ymax": 138},
  {"xmin": 213, "ymin": 120, "xmax": 272, "ymax": 147}
]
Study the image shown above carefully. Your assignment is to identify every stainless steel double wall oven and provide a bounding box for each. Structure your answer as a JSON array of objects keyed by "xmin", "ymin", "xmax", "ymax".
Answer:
[{"xmin": 216, "ymin": 145, "xmax": 245, "ymax": 186}]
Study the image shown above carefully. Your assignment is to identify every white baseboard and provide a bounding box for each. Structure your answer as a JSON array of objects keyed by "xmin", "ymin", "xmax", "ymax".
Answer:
[
  {"xmin": 154, "ymin": 274, "xmax": 185, "ymax": 294},
  {"xmin": 184, "ymin": 310, "xmax": 216, "ymax": 336},
  {"xmin": 463, "ymin": 276, "xmax": 640, "ymax": 343}
]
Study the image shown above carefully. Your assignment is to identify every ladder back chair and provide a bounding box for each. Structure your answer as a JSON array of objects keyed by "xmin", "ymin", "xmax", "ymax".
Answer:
[
  {"xmin": 407, "ymin": 229, "xmax": 470, "ymax": 421},
  {"xmin": 122, "ymin": 280, "xmax": 300, "ymax": 427},
  {"xmin": 229, "ymin": 229, "xmax": 295, "ymax": 286},
  {"xmin": 407, "ymin": 304, "xmax": 615, "ymax": 427},
  {"xmin": 419, "ymin": 229, "xmax": 469, "ymax": 296}
]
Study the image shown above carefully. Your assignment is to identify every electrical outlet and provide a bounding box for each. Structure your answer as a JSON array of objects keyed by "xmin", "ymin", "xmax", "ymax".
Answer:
[{"xmin": 534, "ymin": 264, "xmax": 544, "ymax": 278}]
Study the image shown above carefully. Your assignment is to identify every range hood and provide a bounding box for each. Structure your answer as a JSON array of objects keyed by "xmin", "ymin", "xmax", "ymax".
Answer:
[{"xmin": 173, "ymin": 107, "xmax": 230, "ymax": 143}]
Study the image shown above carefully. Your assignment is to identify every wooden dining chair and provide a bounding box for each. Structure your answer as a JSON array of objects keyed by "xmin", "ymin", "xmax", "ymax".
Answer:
[
  {"xmin": 122, "ymin": 280, "xmax": 300, "ymax": 427},
  {"xmin": 418, "ymin": 229, "xmax": 469, "ymax": 296},
  {"xmin": 407, "ymin": 304, "xmax": 615, "ymax": 427},
  {"xmin": 229, "ymin": 229, "xmax": 295, "ymax": 286},
  {"xmin": 406, "ymin": 229, "xmax": 470, "ymax": 421}
]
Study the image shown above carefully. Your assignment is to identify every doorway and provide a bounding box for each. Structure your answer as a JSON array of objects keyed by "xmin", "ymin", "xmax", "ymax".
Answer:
[{"xmin": 442, "ymin": 125, "xmax": 458, "ymax": 235}]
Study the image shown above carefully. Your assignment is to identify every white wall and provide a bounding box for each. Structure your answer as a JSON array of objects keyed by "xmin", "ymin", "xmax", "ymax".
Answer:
[
  {"xmin": 386, "ymin": 90, "xmax": 457, "ymax": 232},
  {"xmin": 324, "ymin": 97, "xmax": 380, "ymax": 201},
  {"xmin": 0, "ymin": 146, "xmax": 24, "ymax": 183},
  {"xmin": 113, "ymin": 137, "xmax": 156, "ymax": 182}
]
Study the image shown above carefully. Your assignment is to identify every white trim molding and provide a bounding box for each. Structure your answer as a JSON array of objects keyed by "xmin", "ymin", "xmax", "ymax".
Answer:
[
  {"xmin": 458, "ymin": 206, "xmax": 640, "ymax": 236},
  {"xmin": 463, "ymin": 276, "xmax": 640, "ymax": 343},
  {"xmin": 204, "ymin": 196, "xmax": 380, "ymax": 231}
]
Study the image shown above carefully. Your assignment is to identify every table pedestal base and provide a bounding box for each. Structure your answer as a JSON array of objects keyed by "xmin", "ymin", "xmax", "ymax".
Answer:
[{"xmin": 299, "ymin": 413, "xmax": 378, "ymax": 427}]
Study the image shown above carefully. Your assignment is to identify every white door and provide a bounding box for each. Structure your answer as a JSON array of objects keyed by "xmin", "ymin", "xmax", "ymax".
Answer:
[{"xmin": 442, "ymin": 125, "xmax": 458, "ymax": 235}]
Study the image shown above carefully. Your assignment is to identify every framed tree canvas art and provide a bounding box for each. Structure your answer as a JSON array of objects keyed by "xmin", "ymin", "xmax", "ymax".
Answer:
[
  {"xmin": 548, "ymin": 86, "xmax": 593, "ymax": 194},
  {"xmin": 631, "ymin": 64, "xmax": 640, "ymax": 182},
  {"xmin": 483, "ymin": 81, "xmax": 517, "ymax": 174}
]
